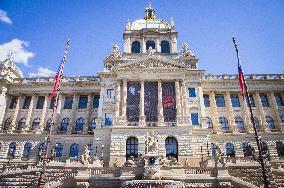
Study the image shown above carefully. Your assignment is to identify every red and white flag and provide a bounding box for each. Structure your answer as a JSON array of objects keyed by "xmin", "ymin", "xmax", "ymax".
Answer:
[{"xmin": 49, "ymin": 39, "xmax": 70, "ymax": 100}]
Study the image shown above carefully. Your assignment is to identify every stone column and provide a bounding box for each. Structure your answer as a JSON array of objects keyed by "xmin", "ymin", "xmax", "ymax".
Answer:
[
  {"xmin": 175, "ymin": 80, "xmax": 182, "ymax": 125},
  {"xmin": 24, "ymin": 95, "xmax": 36, "ymax": 131},
  {"xmin": 139, "ymin": 81, "xmax": 146, "ymax": 126},
  {"xmin": 198, "ymin": 86, "xmax": 206, "ymax": 128},
  {"xmin": 11, "ymin": 95, "xmax": 22, "ymax": 131},
  {"xmin": 225, "ymin": 92, "xmax": 235, "ymax": 132},
  {"xmin": 84, "ymin": 94, "xmax": 93, "ymax": 134},
  {"xmin": 268, "ymin": 92, "xmax": 281, "ymax": 131},
  {"xmin": 156, "ymin": 38, "xmax": 160, "ymax": 52},
  {"xmin": 158, "ymin": 80, "xmax": 164, "ymax": 125},
  {"xmin": 39, "ymin": 94, "xmax": 49, "ymax": 132},
  {"xmin": 142, "ymin": 37, "xmax": 146, "ymax": 53},
  {"xmin": 209, "ymin": 91, "xmax": 219, "ymax": 132},
  {"xmin": 254, "ymin": 92, "xmax": 266, "ymax": 130},
  {"xmin": 69, "ymin": 93, "xmax": 78, "ymax": 134},
  {"xmin": 240, "ymin": 94, "xmax": 251, "ymax": 132},
  {"xmin": 54, "ymin": 94, "xmax": 63, "ymax": 133},
  {"xmin": 115, "ymin": 81, "xmax": 121, "ymax": 117},
  {"xmin": 181, "ymin": 81, "xmax": 188, "ymax": 123},
  {"xmin": 0, "ymin": 87, "xmax": 7, "ymax": 127},
  {"xmin": 121, "ymin": 80, "xmax": 127, "ymax": 117}
]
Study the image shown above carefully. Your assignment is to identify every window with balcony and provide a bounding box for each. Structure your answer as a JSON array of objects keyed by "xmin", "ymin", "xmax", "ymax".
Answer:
[
  {"xmin": 31, "ymin": 118, "xmax": 40, "ymax": 130},
  {"xmin": 9, "ymin": 96, "xmax": 18, "ymax": 109},
  {"xmin": 55, "ymin": 143, "xmax": 63, "ymax": 157},
  {"xmin": 64, "ymin": 96, "xmax": 73, "ymax": 109},
  {"xmin": 126, "ymin": 137, "xmax": 138, "ymax": 160},
  {"xmin": 235, "ymin": 117, "xmax": 245, "ymax": 131},
  {"xmin": 225, "ymin": 143, "xmax": 235, "ymax": 157},
  {"xmin": 70, "ymin": 143, "xmax": 79, "ymax": 158},
  {"xmin": 230, "ymin": 94, "xmax": 240, "ymax": 107},
  {"xmin": 260, "ymin": 94, "xmax": 269, "ymax": 107},
  {"xmin": 246, "ymin": 94, "xmax": 255, "ymax": 107},
  {"xmin": 75, "ymin": 118, "xmax": 84, "ymax": 132},
  {"xmin": 78, "ymin": 95, "xmax": 88, "ymax": 109},
  {"xmin": 23, "ymin": 143, "xmax": 32, "ymax": 158},
  {"xmin": 36, "ymin": 96, "xmax": 45, "ymax": 109},
  {"xmin": 60, "ymin": 118, "xmax": 69, "ymax": 132},
  {"xmin": 161, "ymin": 40, "xmax": 170, "ymax": 53},
  {"xmin": 191, "ymin": 113, "xmax": 199, "ymax": 125},
  {"xmin": 22, "ymin": 96, "xmax": 31, "ymax": 109},
  {"xmin": 146, "ymin": 40, "xmax": 155, "ymax": 50},
  {"xmin": 274, "ymin": 94, "xmax": 284, "ymax": 106},
  {"xmin": 206, "ymin": 117, "xmax": 213, "ymax": 129},
  {"xmin": 93, "ymin": 95, "xmax": 100, "ymax": 108},
  {"xmin": 17, "ymin": 118, "xmax": 26, "ymax": 130},
  {"xmin": 105, "ymin": 113, "xmax": 112, "ymax": 126},
  {"xmin": 7, "ymin": 142, "xmax": 16, "ymax": 158},
  {"xmin": 266, "ymin": 116, "xmax": 275, "ymax": 130},
  {"xmin": 219, "ymin": 117, "xmax": 229, "ymax": 132},
  {"xmin": 203, "ymin": 94, "xmax": 210, "ymax": 107},
  {"xmin": 215, "ymin": 94, "xmax": 225, "ymax": 107}
]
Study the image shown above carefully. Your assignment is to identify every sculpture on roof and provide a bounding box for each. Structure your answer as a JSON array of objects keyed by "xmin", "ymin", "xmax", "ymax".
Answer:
[
  {"xmin": 126, "ymin": 19, "xmax": 131, "ymax": 31},
  {"xmin": 170, "ymin": 17, "xmax": 175, "ymax": 29},
  {"xmin": 106, "ymin": 44, "xmax": 122, "ymax": 59},
  {"xmin": 180, "ymin": 42, "xmax": 195, "ymax": 58}
]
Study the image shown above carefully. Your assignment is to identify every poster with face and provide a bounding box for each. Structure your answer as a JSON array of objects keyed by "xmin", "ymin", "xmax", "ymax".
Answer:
[{"xmin": 105, "ymin": 113, "xmax": 113, "ymax": 126}]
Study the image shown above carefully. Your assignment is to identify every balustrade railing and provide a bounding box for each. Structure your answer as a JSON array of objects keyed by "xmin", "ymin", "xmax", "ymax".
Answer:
[{"xmin": 204, "ymin": 74, "xmax": 283, "ymax": 81}]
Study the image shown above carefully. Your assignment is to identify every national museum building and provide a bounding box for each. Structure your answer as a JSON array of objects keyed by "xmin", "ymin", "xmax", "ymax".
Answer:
[{"xmin": 0, "ymin": 4, "xmax": 284, "ymax": 188}]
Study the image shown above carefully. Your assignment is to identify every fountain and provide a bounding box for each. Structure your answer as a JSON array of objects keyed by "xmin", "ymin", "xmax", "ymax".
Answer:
[{"xmin": 121, "ymin": 131, "xmax": 185, "ymax": 188}]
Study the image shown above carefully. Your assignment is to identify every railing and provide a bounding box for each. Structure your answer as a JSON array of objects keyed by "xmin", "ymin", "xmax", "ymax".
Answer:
[
  {"xmin": 90, "ymin": 167, "xmax": 121, "ymax": 177},
  {"xmin": 184, "ymin": 167, "xmax": 214, "ymax": 175},
  {"xmin": 12, "ymin": 76, "xmax": 100, "ymax": 84},
  {"xmin": 204, "ymin": 74, "xmax": 283, "ymax": 81}
]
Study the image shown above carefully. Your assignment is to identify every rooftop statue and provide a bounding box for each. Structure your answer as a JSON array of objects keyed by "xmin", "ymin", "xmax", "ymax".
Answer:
[
  {"xmin": 81, "ymin": 145, "xmax": 91, "ymax": 165},
  {"xmin": 106, "ymin": 44, "xmax": 122, "ymax": 59},
  {"xmin": 180, "ymin": 42, "xmax": 195, "ymax": 58},
  {"xmin": 126, "ymin": 19, "xmax": 131, "ymax": 31}
]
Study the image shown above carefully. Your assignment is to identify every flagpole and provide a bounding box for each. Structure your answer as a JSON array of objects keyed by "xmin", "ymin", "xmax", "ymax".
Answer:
[
  {"xmin": 232, "ymin": 37, "xmax": 270, "ymax": 188},
  {"xmin": 38, "ymin": 39, "xmax": 70, "ymax": 187}
]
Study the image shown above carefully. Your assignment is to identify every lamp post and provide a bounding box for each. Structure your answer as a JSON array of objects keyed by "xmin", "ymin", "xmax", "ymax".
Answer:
[
  {"xmin": 101, "ymin": 144, "xmax": 104, "ymax": 167},
  {"xmin": 206, "ymin": 135, "xmax": 210, "ymax": 157}
]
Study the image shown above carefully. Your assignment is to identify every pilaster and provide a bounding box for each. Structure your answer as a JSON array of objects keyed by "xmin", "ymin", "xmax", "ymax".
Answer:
[
  {"xmin": 255, "ymin": 92, "xmax": 266, "ymax": 131},
  {"xmin": 11, "ymin": 95, "xmax": 22, "ymax": 131},
  {"xmin": 24, "ymin": 95, "xmax": 36, "ymax": 131},
  {"xmin": 115, "ymin": 81, "xmax": 121, "ymax": 117},
  {"xmin": 84, "ymin": 94, "xmax": 93, "ymax": 134},
  {"xmin": 268, "ymin": 92, "xmax": 281, "ymax": 131},
  {"xmin": 139, "ymin": 80, "xmax": 146, "ymax": 126},
  {"xmin": 209, "ymin": 91, "xmax": 218, "ymax": 133},
  {"xmin": 39, "ymin": 94, "xmax": 49, "ymax": 132},
  {"xmin": 158, "ymin": 80, "xmax": 164, "ymax": 125},
  {"xmin": 240, "ymin": 94, "xmax": 251, "ymax": 133},
  {"xmin": 225, "ymin": 92, "xmax": 235, "ymax": 133}
]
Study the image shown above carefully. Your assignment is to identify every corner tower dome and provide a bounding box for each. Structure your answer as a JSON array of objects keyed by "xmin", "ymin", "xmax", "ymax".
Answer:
[{"xmin": 131, "ymin": 4, "xmax": 172, "ymax": 31}]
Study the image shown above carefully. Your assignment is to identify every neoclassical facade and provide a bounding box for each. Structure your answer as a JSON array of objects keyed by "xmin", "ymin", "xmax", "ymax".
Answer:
[{"xmin": 0, "ymin": 4, "xmax": 284, "ymax": 176}]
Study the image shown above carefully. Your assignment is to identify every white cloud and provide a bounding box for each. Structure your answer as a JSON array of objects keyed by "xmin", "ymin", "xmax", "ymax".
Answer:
[
  {"xmin": 0, "ymin": 39, "xmax": 35, "ymax": 66},
  {"xmin": 0, "ymin": 9, "xmax": 12, "ymax": 24},
  {"xmin": 29, "ymin": 67, "xmax": 56, "ymax": 78}
]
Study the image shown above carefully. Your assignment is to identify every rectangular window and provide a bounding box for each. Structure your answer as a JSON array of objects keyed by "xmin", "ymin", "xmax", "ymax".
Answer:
[
  {"xmin": 215, "ymin": 94, "xmax": 225, "ymax": 107},
  {"xmin": 78, "ymin": 95, "xmax": 88, "ymax": 109},
  {"xmin": 64, "ymin": 96, "xmax": 73, "ymax": 109},
  {"xmin": 105, "ymin": 113, "xmax": 113, "ymax": 126},
  {"xmin": 260, "ymin": 94, "xmax": 269, "ymax": 107},
  {"xmin": 203, "ymin": 94, "xmax": 210, "ymax": 107},
  {"xmin": 188, "ymin": 88, "xmax": 196, "ymax": 97},
  {"xmin": 230, "ymin": 94, "xmax": 240, "ymax": 107},
  {"xmin": 281, "ymin": 115, "xmax": 284, "ymax": 123},
  {"xmin": 9, "ymin": 96, "xmax": 18, "ymax": 109},
  {"xmin": 93, "ymin": 95, "xmax": 100, "ymax": 108},
  {"xmin": 246, "ymin": 94, "xmax": 255, "ymax": 107},
  {"xmin": 191, "ymin": 113, "xmax": 199, "ymax": 125},
  {"xmin": 107, "ymin": 89, "xmax": 114, "ymax": 99},
  {"xmin": 36, "ymin": 96, "xmax": 45, "ymax": 109},
  {"xmin": 22, "ymin": 96, "xmax": 31, "ymax": 109},
  {"xmin": 274, "ymin": 94, "xmax": 284, "ymax": 106}
]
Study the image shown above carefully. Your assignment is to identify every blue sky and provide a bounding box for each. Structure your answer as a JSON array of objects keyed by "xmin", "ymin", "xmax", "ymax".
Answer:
[{"xmin": 0, "ymin": 0, "xmax": 283, "ymax": 77}]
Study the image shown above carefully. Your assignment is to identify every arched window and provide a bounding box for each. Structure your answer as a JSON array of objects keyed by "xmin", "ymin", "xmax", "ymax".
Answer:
[
  {"xmin": 60, "ymin": 118, "xmax": 69, "ymax": 132},
  {"xmin": 17, "ymin": 118, "xmax": 26, "ymax": 130},
  {"xmin": 45, "ymin": 118, "xmax": 52, "ymax": 131},
  {"xmin": 165, "ymin": 137, "xmax": 178, "ymax": 160},
  {"xmin": 219, "ymin": 117, "xmax": 229, "ymax": 132},
  {"xmin": 3, "ymin": 118, "xmax": 12, "ymax": 130},
  {"xmin": 126, "ymin": 137, "xmax": 138, "ymax": 160},
  {"xmin": 131, "ymin": 41, "xmax": 140, "ymax": 53},
  {"xmin": 235, "ymin": 117, "xmax": 245, "ymax": 132},
  {"xmin": 70, "ymin": 143, "xmax": 79, "ymax": 158},
  {"xmin": 211, "ymin": 143, "xmax": 217, "ymax": 157},
  {"xmin": 54, "ymin": 143, "xmax": 63, "ymax": 157},
  {"xmin": 225, "ymin": 143, "xmax": 235, "ymax": 157},
  {"xmin": 23, "ymin": 143, "xmax": 32, "ymax": 158},
  {"xmin": 161, "ymin": 40, "xmax": 170, "ymax": 53},
  {"xmin": 261, "ymin": 142, "xmax": 269, "ymax": 156},
  {"xmin": 146, "ymin": 40, "xmax": 155, "ymax": 50},
  {"xmin": 276, "ymin": 142, "xmax": 284, "ymax": 157},
  {"xmin": 242, "ymin": 142, "xmax": 253, "ymax": 157},
  {"xmin": 266, "ymin": 116, "xmax": 275, "ymax": 130},
  {"xmin": 39, "ymin": 143, "xmax": 46, "ymax": 154},
  {"xmin": 206, "ymin": 117, "xmax": 213, "ymax": 129},
  {"xmin": 7, "ymin": 142, "xmax": 16, "ymax": 158},
  {"xmin": 75, "ymin": 118, "xmax": 84, "ymax": 132},
  {"xmin": 31, "ymin": 118, "xmax": 40, "ymax": 130},
  {"xmin": 254, "ymin": 117, "xmax": 260, "ymax": 130},
  {"xmin": 88, "ymin": 144, "xmax": 93, "ymax": 156},
  {"xmin": 90, "ymin": 118, "xmax": 96, "ymax": 130}
]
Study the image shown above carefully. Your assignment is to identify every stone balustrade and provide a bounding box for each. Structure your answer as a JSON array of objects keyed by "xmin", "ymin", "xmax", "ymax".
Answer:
[
  {"xmin": 204, "ymin": 74, "xmax": 283, "ymax": 80},
  {"xmin": 12, "ymin": 76, "xmax": 100, "ymax": 84}
]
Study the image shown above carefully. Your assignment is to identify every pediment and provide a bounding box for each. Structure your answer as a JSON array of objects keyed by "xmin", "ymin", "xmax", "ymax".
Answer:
[{"xmin": 113, "ymin": 57, "xmax": 188, "ymax": 72}]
